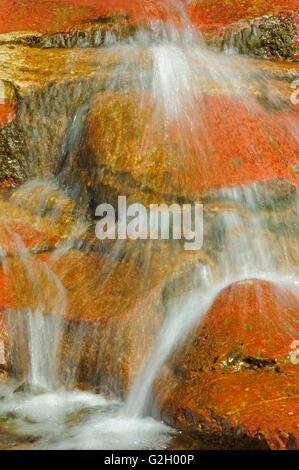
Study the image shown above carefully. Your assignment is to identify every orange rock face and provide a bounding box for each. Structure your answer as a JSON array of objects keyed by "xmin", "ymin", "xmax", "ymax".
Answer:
[
  {"xmin": 0, "ymin": 80, "xmax": 18, "ymax": 129},
  {"xmin": 0, "ymin": 0, "xmax": 185, "ymax": 34},
  {"xmin": 188, "ymin": 0, "xmax": 299, "ymax": 27},
  {"xmin": 56, "ymin": 271, "xmax": 165, "ymax": 394},
  {"xmin": 3, "ymin": 238, "xmax": 199, "ymax": 393},
  {"xmin": 81, "ymin": 90, "xmax": 299, "ymax": 207},
  {"xmin": 1, "ymin": 0, "xmax": 297, "ymax": 35},
  {"xmin": 157, "ymin": 280, "xmax": 299, "ymax": 449}
]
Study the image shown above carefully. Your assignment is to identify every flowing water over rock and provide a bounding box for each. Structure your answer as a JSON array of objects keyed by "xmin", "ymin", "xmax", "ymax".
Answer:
[
  {"xmin": 0, "ymin": 1, "xmax": 298, "ymax": 450},
  {"xmin": 125, "ymin": 182, "xmax": 299, "ymax": 418}
]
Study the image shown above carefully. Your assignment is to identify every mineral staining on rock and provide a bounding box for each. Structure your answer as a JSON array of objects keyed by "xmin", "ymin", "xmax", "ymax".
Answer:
[{"xmin": 157, "ymin": 280, "xmax": 299, "ymax": 450}]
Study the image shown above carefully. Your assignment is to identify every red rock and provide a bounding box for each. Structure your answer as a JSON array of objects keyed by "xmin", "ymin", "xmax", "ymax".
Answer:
[
  {"xmin": 1, "ymin": 222, "xmax": 60, "ymax": 252},
  {"xmin": 0, "ymin": 185, "xmax": 85, "ymax": 313},
  {"xmin": 0, "ymin": 179, "xmax": 18, "ymax": 190},
  {"xmin": 0, "ymin": 100, "xmax": 17, "ymax": 129},
  {"xmin": 82, "ymin": 91, "xmax": 299, "ymax": 207},
  {"xmin": 0, "ymin": 0, "xmax": 184, "ymax": 35},
  {"xmin": 157, "ymin": 279, "xmax": 299, "ymax": 449},
  {"xmin": 189, "ymin": 0, "xmax": 299, "ymax": 28},
  {"xmin": 2, "ymin": 0, "xmax": 297, "ymax": 36},
  {"xmin": 0, "ymin": 80, "xmax": 18, "ymax": 129}
]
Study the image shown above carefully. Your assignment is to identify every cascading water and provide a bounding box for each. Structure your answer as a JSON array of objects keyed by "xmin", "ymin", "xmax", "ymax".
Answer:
[
  {"xmin": 8, "ymin": 310, "xmax": 60, "ymax": 389},
  {"xmin": 0, "ymin": 216, "xmax": 174, "ymax": 449},
  {"xmin": 125, "ymin": 183, "xmax": 299, "ymax": 417},
  {"xmin": 0, "ymin": 223, "xmax": 65, "ymax": 389},
  {"xmin": 0, "ymin": 0, "xmax": 298, "ymax": 450}
]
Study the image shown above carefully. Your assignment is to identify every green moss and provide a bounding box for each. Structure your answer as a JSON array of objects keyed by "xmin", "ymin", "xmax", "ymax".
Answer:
[
  {"xmin": 260, "ymin": 17, "xmax": 298, "ymax": 59},
  {"xmin": 0, "ymin": 122, "xmax": 28, "ymax": 183}
]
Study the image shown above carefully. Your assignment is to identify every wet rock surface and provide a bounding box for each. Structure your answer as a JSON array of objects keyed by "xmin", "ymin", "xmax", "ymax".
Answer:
[
  {"xmin": 0, "ymin": 1, "xmax": 298, "ymax": 189},
  {"xmin": 156, "ymin": 279, "xmax": 299, "ymax": 450},
  {"xmin": 0, "ymin": 0, "xmax": 298, "ymax": 61},
  {"xmin": 189, "ymin": 1, "xmax": 299, "ymax": 60},
  {"xmin": 0, "ymin": 1, "xmax": 184, "ymax": 38},
  {"xmin": 72, "ymin": 86, "xmax": 299, "ymax": 211},
  {"xmin": 1, "ymin": 175, "xmax": 298, "ymax": 403},
  {"xmin": 207, "ymin": 13, "xmax": 299, "ymax": 60},
  {"xmin": 0, "ymin": 181, "xmax": 198, "ymax": 393},
  {"xmin": 0, "ymin": 15, "xmax": 142, "ymax": 50},
  {"xmin": 0, "ymin": 45, "xmax": 149, "ymax": 185}
]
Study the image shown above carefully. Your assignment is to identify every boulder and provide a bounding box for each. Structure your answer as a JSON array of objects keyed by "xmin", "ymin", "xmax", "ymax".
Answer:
[
  {"xmin": 71, "ymin": 89, "xmax": 298, "ymax": 211},
  {"xmin": 156, "ymin": 279, "xmax": 299, "ymax": 449}
]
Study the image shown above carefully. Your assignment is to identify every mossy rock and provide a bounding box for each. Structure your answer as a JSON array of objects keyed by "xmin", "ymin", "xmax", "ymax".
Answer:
[{"xmin": 260, "ymin": 17, "xmax": 298, "ymax": 59}]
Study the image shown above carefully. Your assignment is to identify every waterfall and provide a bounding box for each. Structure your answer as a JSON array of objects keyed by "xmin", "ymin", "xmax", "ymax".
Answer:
[
  {"xmin": 7, "ymin": 310, "xmax": 62, "ymax": 389},
  {"xmin": 126, "ymin": 263, "xmax": 299, "ymax": 417},
  {"xmin": 0, "ymin": 0, "xmax": 298, "ymax": 450},
  {"xmin": 119, "ymin": 21, "xmax": 299, "ymax": 417},
  {"xmin": 125, "ymin": 183, "xmax": 299, "ymax": 417},
  {"xmin": 1, "ymin": 222, "xmax": 66, "ymax": 389}
]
